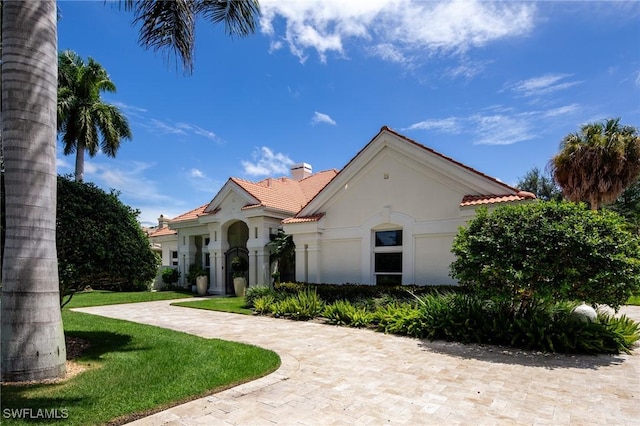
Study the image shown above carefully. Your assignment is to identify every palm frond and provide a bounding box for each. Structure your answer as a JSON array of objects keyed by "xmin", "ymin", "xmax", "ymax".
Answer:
[
  {"xmin": 197, "ymin": 0, "xmax": 260, "ymax": 37},
  {"xmin": 131, "ymin": 0, "xmax": 196, "ymax": 73}
]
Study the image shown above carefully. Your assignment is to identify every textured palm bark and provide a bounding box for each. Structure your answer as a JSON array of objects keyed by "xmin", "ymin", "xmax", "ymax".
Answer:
[{"xmin": 1, "ymin": 0, "xmax": 66, "ymax": 382}]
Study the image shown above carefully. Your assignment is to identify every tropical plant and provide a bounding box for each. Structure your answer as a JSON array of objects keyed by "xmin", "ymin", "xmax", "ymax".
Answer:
[
  {"xmin": 245, "ymin": 285, "xmax": 278, "ymax": 308},
  {"xmin": 607, "ymin": 177, "xmax": 640, "ymax": 234},
  {"xmin": 550, "ymin": 118, "xmax": 640, "ymax": 210},
  {"xmin": 1, "ymin": 0, "xmax": 261, "ymax": 382},
  {"xmin": 186, "ymin": 263, "xmax": 207, "ymax": 285},
  {"xmin": 57, "ymin": 176, "xmax": 160, "ymax": 307},
  {"xmin": 231, "ymin": 256, "xmax": 248, "ymax": 278},
  {"xmin": 57, "ymin": 50, "xmax": 132, "ymax": 182},
  {"xmin": 267, "ymin": 229, "xmax": 295, "ymax": 284},
  {"xmin": 1, "ymin": 1, "xmax": 67, "ymax": 382},
  {"xmin": 450, "ymin": 202, "xmax": 640, "ymax": 311},
  {"xmin": 516, "ymin": 166, "xmax": 563, "ymax": 201}
]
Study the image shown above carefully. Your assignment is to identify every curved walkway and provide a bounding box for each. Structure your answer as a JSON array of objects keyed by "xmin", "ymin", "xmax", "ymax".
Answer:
[{"xmin": 74, "ymin": 302, "xmax": 640, "ymax": 425}]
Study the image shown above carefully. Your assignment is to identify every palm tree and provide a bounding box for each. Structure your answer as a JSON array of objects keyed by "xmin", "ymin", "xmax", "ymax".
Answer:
[
  {"xmin": 1, "ymin": 0, "xmax": 260, "ymax": 382},
  {"xmin": 267, "ymin": 229, "xmax": 295, "ymax": 284},
  {"xmin": 57, "ymin": 50, "xmax": 132, "ymax": 182},
  {"xmin": 516, "ymin": 166, "xmax": 563, "ymax": 202},
  {"xmin": 1, "ymin": 1, "xmax": 67, "ymax": 382},
  {"xmin": 550, "ymin": 118, "xmax": 640, "ymax": 210}
]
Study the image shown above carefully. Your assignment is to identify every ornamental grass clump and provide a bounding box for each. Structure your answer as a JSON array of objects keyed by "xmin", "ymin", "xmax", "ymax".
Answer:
[
  {"xmin": 270, "ymin": 288, "xmax": 324, "ymax": 320},
  {"xmin": 322, "ymin": 300, "xmax": 373, "ymax": 328}
]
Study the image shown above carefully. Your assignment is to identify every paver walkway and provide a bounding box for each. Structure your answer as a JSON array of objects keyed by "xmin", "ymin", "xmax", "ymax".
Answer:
[{"xmin": 74, "ymin": 301, "xmax": 640, "ymax": 425}]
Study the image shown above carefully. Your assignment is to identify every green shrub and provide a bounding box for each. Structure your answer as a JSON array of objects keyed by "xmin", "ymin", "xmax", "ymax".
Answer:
[
  {"xmin": 253, "ymin": 295, "xmax": 276, "ymax": 314},
  {"xmin": 270, "ymin": 289, "xmax": 324, "ymax": 320},
  {"xmin": 372, "ymin": 302, "xmax": 422, "ymax": 336},
  {"xmin": 161, "ymin": 268, "xmax": 180, "ymax": 286},
  {"xmin": 275, "ymin": 282, "xmax": 462, "ymax": 304},
  {"xmin": 322, "ymin": 300, "xmax": 373, "ymax": 328},
  {"xmin": 450, "ymin": 202, "xmax": 640, "ymax": 310},
  {"xmin": 56, "ymin": 176, "xmax": 159, "ymax": 305},
  {"xmin": 186, "ymin": 264, "xmax": 207, "ymax": 285},
  {"xmin": 407, "ymin": 294, "xmax": 640, "ymax": 354},
  {"xmin": 245, "ymin": 285, "xmax": 278, "ymax": 308}
]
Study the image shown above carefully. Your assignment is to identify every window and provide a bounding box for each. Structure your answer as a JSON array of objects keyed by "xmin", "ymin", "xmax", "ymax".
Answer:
[
  {"xmin": 170, "ymin": 250, "xmax": 178, "ymax": 266},
  {"xmin": 373, "ymin": 230, "xmax": 402, "ymax": 285}
]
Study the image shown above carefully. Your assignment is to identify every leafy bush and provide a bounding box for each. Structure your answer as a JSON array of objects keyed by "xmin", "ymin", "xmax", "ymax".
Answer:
[
  {"xmin": 186, "ymin": 263, "xmax": 207, "ymax": 285},
  {"xmin": 245, "ymin": 285, "xmax": 278, "ymax": 308},
  {"xmin": 253, "ymin": 295, "xmax": 276, "ymax": 314},
  {"xmin": 161, "ymin": 268, "xmax": 180, "ymax": 286},
  {"xmin": 322, "ymin": 300, "xmax": 373, "ymax": 328},
  {"xmin": 450, "ymin": 202, "xmax": 640, "ymax": 310},
  {"xmin": 57, "ymin": 176, "xmax": 159, "ymax": 305},
  {"xmin": 406, "ymin": 294, "xmax": 640, "ymax": 354},
  {"xmin": 270, "ymin": 289, "xmax": 325, "ymax": 320}
]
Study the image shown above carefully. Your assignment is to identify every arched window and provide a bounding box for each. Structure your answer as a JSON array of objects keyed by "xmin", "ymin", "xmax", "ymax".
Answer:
[{"xmin": 373, "ymin": 229, "xmax": 402, "ymax": 285}]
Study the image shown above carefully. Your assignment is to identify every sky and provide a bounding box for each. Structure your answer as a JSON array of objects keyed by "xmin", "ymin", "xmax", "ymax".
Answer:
[{"xmin": 55, "ymin": 0, "xmax": 640, "ymax": 227}]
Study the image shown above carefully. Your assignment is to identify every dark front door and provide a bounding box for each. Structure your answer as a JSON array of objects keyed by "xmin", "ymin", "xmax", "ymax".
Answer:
[{"xmin": 225, "ymin": 247, "xmax": 249, "ymax": 295}]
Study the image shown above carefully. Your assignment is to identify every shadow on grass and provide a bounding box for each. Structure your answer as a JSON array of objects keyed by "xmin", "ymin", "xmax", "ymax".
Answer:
[
  {"xmin": 417, "ymin": 339, "xmax": 631, "ymax": 370},
  {"xmin": 64, "ymin": 330, "xmax": 134, "ymax": 361}
]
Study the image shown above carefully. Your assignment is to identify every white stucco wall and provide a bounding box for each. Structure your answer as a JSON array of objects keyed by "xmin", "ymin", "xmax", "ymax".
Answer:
[{"xmin": 285, "ymin": 137, "xmax": 495, "ymax": 286}]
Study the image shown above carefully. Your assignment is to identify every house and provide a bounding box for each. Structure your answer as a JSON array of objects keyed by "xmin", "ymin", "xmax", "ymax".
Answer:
[{"xmin": 149, "ymin": 126, "xmax": 535, "ymax": 293}]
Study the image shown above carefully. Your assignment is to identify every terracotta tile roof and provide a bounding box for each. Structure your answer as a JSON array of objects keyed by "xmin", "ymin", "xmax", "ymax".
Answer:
[
  {"xmin": 282, "ymin": 213, "xmax": 325, "ymax": 224},
  {"xmin": 231, "ymin": 170, "xmax": 337, "ymax": 214},
  {"xmin": 460, "ymin": 191, "xmax": 536, "ymax": 207},
  {"xmin": 148, "ymin": 226, "xmax": 177, "ymax": 237},
  {"xmin": 172, "ymin": 204, "xmax": 208, "ymax": 222}
]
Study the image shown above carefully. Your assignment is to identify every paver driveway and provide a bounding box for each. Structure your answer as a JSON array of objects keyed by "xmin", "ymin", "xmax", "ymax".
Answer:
[{"xmin": 74, "ymin": 301, "xmax": 640, "ymax": 425}]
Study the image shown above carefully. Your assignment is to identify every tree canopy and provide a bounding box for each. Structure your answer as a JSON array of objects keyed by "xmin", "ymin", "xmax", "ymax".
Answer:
[
  {"xmin": 450, "ymin": 202, "xmax": 640, "ymax": 310},
  {"xmin": 57, "ymin": 50, "xmax": 132, "ymax": 182},
  {"xmin": 550, "ymin": 118, "xmax": 640, "ymax": 210},
  {"xmin": 57, "ymin": 176, "xmax": 159, "ymax": 307},
  {"xmin": 516, "ymin": 166, "xmax": 563, "ymax": 202}
]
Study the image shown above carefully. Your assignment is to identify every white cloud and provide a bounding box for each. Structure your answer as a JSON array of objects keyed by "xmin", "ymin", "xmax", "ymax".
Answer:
[
  {"xmin": 190, "ymin": 168, "xmax": 205, "ymax": 179},
  {"xmin": 109, "ymin": 100, "xmax": 148, "ymax": 114},
  {"xmin": 186, "ymin": 168, "xmax": 222, "ymax": 193},
  {"xmin": 404, "ymin": 117, "xmax": 459, "ymax": 133},
  {"xmin": 148, "ymin": 119, "xmax": 187, "ymax": 135},
  {"xmin": 260, "ymin": 0, "xmax": 535, "ymax": 64},
  {"xmin": 311, "ymin": 111, "xmax": 337, "ymax": 126},
  {"xmin": 177, "ymin": 123, "xmax": 222, "ymax": 143},
  {"xmin": 635, "ymin": 70, "xmax": 640, "ymax": 86},
  {"xmin": 470, "ymin": 114, "xmax": 535, "ymax": 145},
  {"xmin": 406, "ymin": 104, "xmax": 579, "ymax": 146},
  {"xmin": 242, "ymin": 147, "xmax": 294, "ymax": 177},
  {"xmin": 84, "ymin": 159, "xmax": 174, "ymax": 203},
  {"xmin": 543, "ymin": 104, "xmax": 579, "ymax": 118},
  {"xmin": 56, "ymin": 156, "xmax": 73, "ymax": 171},
  {"xmin": 509, "ymin": 73, "xmax": 582, "ymax": 97}
]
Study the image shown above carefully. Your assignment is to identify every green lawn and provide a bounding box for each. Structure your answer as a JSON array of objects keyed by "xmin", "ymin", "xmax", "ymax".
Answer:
[
  {"xmin": 628, "ymin": 294, "xmax": 640, "ymax": 306},
  {"xmin": 63, "ymin": 289, "xmax": 193, "ymax": 308},
  {"xmin": 172, "ymin": 296, "xmax": 253, "ymax": 315},
  {"xmin": 1, "ymin": 292, "xmax": 279, "ymax": 425}
]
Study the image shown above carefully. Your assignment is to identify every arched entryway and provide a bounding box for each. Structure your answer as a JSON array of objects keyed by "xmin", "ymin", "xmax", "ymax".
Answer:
[{"xmin": 224, "ymin": 221, "xmax": 249, "ymax": 294}]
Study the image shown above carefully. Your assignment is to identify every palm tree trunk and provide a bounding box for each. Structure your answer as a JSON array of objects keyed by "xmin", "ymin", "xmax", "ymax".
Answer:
[
  {"xmin": 75, "ymin": 144, "xmax": 85, "ymax": 182},
  {"xmin": 1, "ymin": 0, "xmax": 66, "ymax": 382}
]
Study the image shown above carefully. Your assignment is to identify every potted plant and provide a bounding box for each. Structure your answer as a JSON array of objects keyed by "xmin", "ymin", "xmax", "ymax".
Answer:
[
  {"xmin": 231, "ymin": 256, "xmax": 248, "ymax": 297},
  {"xmin": 187, "ymin": 264, "xmax": 208, "ymax": 295}
]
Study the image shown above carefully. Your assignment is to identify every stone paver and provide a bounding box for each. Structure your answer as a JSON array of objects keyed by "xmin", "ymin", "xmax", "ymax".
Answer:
[{"xmin": 73, "ymin": 302, "xmax": 640, "ymax": 425}]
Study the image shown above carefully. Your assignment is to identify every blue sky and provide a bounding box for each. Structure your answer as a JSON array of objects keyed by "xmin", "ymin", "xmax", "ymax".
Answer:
[{"xmin": 56, "ymin": 1, "xmax": 640, "ymax": 226}]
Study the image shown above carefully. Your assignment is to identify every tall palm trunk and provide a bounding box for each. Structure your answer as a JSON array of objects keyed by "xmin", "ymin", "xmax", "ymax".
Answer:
[
  {"xmin": 1, "ymin": 0, "xmax": 66, "ymax": 382},
  {"xmin": 75, "ymin": 143, "xmax": 85, "ymax": 182}
]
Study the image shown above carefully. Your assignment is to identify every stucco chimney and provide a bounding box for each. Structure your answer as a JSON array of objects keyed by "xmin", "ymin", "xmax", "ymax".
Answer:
[
  {"xmin": 291, "ymin": 163, "xmax": 312, "ymax": 181},
  {"xmin": 158, "ymin": 214, "xmax": 170, "ymax": 228}
]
